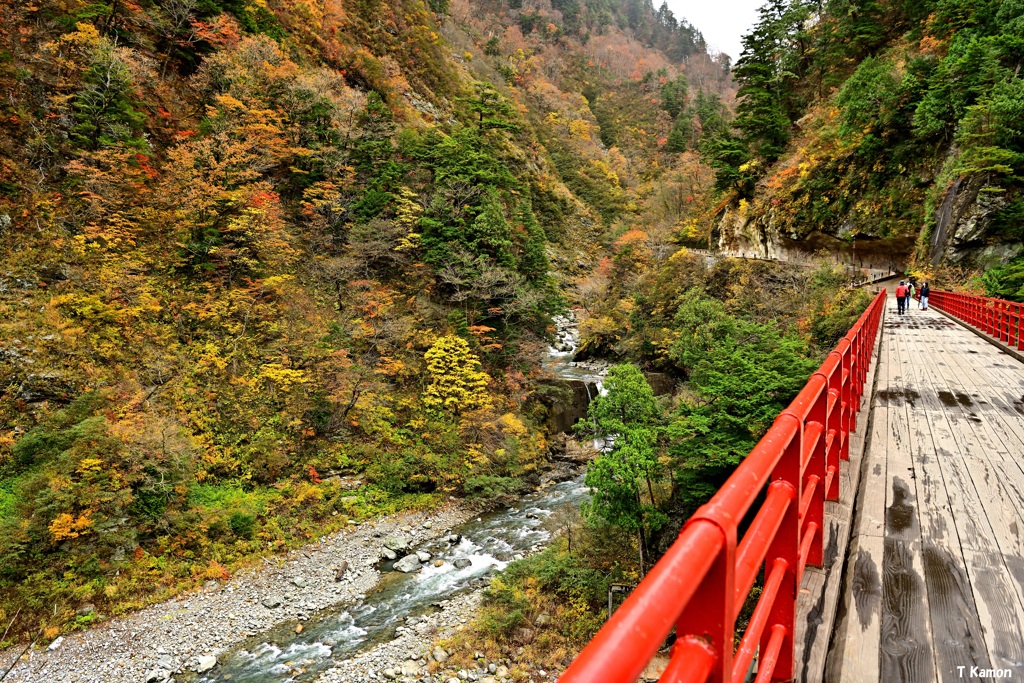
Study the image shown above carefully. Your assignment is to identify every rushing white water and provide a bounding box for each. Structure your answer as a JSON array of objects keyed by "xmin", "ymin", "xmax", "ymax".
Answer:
[{"xmin": 195, "ymin": 476, "xmax": 590, "ymax": 683}]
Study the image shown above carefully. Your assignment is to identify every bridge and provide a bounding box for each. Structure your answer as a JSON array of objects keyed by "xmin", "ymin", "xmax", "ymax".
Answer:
[{"xmin": 559, "ymin": 289, "xmax": 1024, "ymax": 683}]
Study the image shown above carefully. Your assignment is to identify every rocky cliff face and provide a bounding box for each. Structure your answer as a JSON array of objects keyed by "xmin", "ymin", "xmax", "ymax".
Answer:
[
  {"xmin": 928, "ymin": 177, "xmax": 1022, "ymax": 268},
  {"xmin": 715, "ymin": 202, "xmax": 914, "ymax": 273}
]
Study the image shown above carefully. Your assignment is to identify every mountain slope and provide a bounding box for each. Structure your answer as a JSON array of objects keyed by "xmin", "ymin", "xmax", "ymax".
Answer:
[
  {"xmin": 0, "ymin": 0, "xmax": 732, "ymax": 641},
  {"xmin": 707, "ymin": 0, "xmax": 1024, "ymax": 289}
]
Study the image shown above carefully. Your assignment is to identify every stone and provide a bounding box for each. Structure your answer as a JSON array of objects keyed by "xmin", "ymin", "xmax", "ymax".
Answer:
[
  {"xmin": 383, "ymin": 668, "xmax": 398, "ymax": 680},
  {"xmin": 144, "ymin": 669, "xmax": 171, "ymax": 683},
  {"xmin": 515, "ymin": 627, "xmax": 534, "ymax": 643},
  {"xmin": 381, "ymin": 547, "xmax": 398, "ymax": 561},
  {"xmin": 534, "ymin": 613, "xmax": 551, "ymax": 627},
  {"xmin": 76, "ymin": 604, "xmax": 95, "ymax": 617},
  {"xmin": 291, "ymin": 577, "xmax": 307, "ymax": 588},
  {"xmin": 447, "ymin": 534, "xmax": 462, "ymax": 545},
  {"xmin": 448, "ymin": 679, "xmax": 461, "ymax": 683},
  {"xmin": 195, "ymin": 656, "xmax": 217, "ymax": 674},
  {"xmin": 383, "ymin": 535, "xmax": 411, "ymax": 553},
  {"xmin": 47, "ymin": 637, "xmax": 63, "ymax": 652},
  {"xmin": 488, "ymin": 662, "xmax": 497, "ymax": 673},
  {"xmin": 453, "ymin": 558, "xmax": 472, "ymax": 569},
  {"xmin": 393, "ymin": 554, "xmax": 422, "ymax": 573},
  {"xmin": 432, "ymin": 646, "xmax": 449, "ymax": 663},
  {"xmin": 261, "ymin": 595, "xmax": 284, "ymax": 609},
  {"xmin": 423, "ymin": 521, "xmax": 432, "ymax": 528},
  {"xmin": 433, "ymin": 559, "xmax": 445, "ymax": 567},
  {"xmin": 295, "ymin": 623, "xmax": 304, "ymax": 634},
  {"xmin": 495, "ymin": 665, "xmax": 509, "ymax": 677},
  {"xmin": 334, "ymin": 561, "xmax": 350, "ymax": 581},
  {"xmin": 415, "ymin": 550, "xmax": 432, "ymax": 562},
  {"xmin": 400, "ymin": 659, "xmax": 421, "ymax": 676}
]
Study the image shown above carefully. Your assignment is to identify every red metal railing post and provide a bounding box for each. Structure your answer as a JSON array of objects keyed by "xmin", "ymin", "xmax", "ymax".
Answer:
[
  {"xmin": 1017, "ymin": 304, "xmax": 1023, "ymax": 350},
  {"xmin": 763, "ymin": 414, "xmax": 802, "ymax": 681},
  {"xmin": 675, "ymin": 518, "xmax": 736, "ymax": 683}
]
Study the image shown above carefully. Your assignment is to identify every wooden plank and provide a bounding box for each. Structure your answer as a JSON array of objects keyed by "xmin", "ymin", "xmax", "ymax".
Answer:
[
  {"xmin": 878, "ymin": 331, "xmax": 935, "ymax": 683},
  {"xmin": 799, "ymin": 324, "xmax": 884, "ymax": 683},
  {"xmin": 898, "ymin": 318, "xmax": 993, "ymax": 680},
  {"xmin": 906, "ymin": 314, "xmax": 1024, "ymax": 593},
  {"xmin": 827, "ymin": 322, "xmax": 892, "ymax": 683},
  {"xmin": 895, "ymin": 312, "xmax": 1024, "ymax": 672},
  {"xmin": 828, "ymin": 531, "xmax": 885, "ymax": 683}
]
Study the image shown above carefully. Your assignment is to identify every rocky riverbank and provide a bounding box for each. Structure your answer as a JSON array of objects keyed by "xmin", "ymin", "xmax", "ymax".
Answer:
[
  {"xmin": 0, "ymin": 506, "xmax": 472, "ymax": 683},
  {"xmin": 314, "ymin": 568, "xmax": 554, "ymax": 683}
]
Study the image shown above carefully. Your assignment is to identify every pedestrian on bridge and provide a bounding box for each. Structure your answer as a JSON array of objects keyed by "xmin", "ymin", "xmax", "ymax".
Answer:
[
  {"xmin": 920, "ymin": 282, "xmax": 930, "ymax": 310},
  {"xmin": 896, "ymin": 280, "xmax": 908, "ymax": 315}
]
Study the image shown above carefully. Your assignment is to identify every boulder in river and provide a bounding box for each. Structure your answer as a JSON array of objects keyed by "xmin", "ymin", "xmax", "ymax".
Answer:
[
  {"xmin": 195, "ymin": 655, "xmax": 217, "ymax": 674},
  {"xmin": 416, "ymin": 550, "xmax": 432, "ymax": 562},
  {"xmin": 381, "ymin": 547, "xmax": 398, "ymax": 561},
  {"xmin": 394, "ymin": 554, "xmax": 422, "ymax": 572},
  {"xmin": 383, "ymin": 535, "xmax": 411, "ymax": 553},
  {"xmin": 453, "ymin": 558, "xmax": 472, "ymax": 569}
]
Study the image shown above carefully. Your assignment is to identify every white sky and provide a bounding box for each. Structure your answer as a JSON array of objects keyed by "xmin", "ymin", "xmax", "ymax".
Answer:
[{"xmin": 663, "ymin": 0, "xmax": 765, "ymax": 62}]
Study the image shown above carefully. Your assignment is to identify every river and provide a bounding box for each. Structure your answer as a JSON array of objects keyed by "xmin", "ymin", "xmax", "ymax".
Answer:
[{"xmin": 193, "ymin": 312, "xmax": 603, "ymax": 682}]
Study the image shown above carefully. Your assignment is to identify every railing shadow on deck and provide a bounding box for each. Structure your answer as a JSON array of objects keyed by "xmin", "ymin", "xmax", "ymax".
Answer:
[{"xmin": 558, "ymin": 290, "xmax": 887, "ymax": 683}]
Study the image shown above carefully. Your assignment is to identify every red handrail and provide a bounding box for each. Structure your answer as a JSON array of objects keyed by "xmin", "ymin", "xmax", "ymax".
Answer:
[
  {"xmin": 559, "ymin": 289, "xmax": 887, "ymax": 683},
  {"xmin": 928, "ymin": 290, "xmax": 1024, "ymax": 351}
]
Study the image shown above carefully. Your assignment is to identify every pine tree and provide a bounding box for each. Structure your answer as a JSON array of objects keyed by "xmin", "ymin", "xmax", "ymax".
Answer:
[
  {"xmin": 71, "ymin": 42, "xmax": 146, "ymax": 150},
  {"xmin": 469, "ymin": 191, "xmax": 515, "ymax": 267},
  {"xmin": 516, "ymin": 200, "xmax": 548, "ymax": 283},
  {"xmin": 666, "ymin": 114, "xmax": 691, "ymax": 153}
]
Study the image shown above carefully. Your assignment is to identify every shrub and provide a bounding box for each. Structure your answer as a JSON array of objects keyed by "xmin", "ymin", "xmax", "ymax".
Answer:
[{"xmin": 228, "ymin": 512, "xmax": 257, "ymax": 539}]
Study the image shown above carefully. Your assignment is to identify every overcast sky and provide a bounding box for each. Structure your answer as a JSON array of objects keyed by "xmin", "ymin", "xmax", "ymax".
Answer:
[{"xmin": 663, "ymin": 0, "xmax": 765, "ymax": 62}]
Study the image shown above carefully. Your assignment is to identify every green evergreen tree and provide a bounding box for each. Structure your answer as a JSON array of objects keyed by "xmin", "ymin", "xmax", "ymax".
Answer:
[
  {"xmin": 469, "ymin": 191, "xmax": 515, "ymax": 267},
  {"xmin": 71, "ymin": 42, "xmax": 146, "ymax": 150},
  {"xmin": 660, "ymin": 74, "xmax": 688, "ymax": 119},
  {"xmin": 666, "ymin": 114, "xmax": 691, "ymax": 153},
  {"xmin": 516, "ymin": 200, "xmax": 549, "ymax": 283}
]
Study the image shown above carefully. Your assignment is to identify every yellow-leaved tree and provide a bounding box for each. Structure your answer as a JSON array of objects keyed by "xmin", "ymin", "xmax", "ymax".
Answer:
[{"xmin": 423, "ymin": 336, "xmax": 491, "ymax": 415}]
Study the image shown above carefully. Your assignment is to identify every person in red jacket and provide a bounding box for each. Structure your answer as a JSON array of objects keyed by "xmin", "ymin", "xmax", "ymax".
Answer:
[{"xmin": 895, "ymin": 280, "xmax": 908, "ymax": 315}]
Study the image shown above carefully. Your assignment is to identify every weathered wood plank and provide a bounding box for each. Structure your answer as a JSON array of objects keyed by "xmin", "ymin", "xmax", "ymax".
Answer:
[
  {"xmin": 898, "ymin": 316, "xmax": 995, "ymax": 680},
  {"xmin": 895, "ymin": 308, "xmax": 1024, "ymax": 672},
  {"xmin": 799, "ymin": 324, "xmax": 884, "ymax": 683},
  {"xmin": 878, "ymin": 333, "xmax": 935, "ymax": 683}
]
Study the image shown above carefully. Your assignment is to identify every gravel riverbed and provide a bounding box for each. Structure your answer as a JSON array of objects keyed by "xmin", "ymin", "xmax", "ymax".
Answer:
[{"xmin": 0, "ymin": 505, "xmax": 472, "ymax": 683}]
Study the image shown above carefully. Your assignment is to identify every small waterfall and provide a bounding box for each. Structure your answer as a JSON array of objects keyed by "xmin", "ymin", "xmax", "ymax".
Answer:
[{"xmin": 930, "ymin": 177, "xmax": 964, "ymax": 265}]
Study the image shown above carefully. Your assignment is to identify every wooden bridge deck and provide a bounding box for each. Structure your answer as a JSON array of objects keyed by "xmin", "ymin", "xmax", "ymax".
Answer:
[{"xmin": 824, "ymin": 295, "xmax": 1024, "ymax": 682}]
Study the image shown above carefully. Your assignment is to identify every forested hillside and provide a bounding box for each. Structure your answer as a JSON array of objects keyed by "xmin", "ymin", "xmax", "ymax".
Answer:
[
  {"xmin": 705, "ymin": 0, "xmax": 1024, "ymax": 300},
  {"xmin": 5, "ymin": 0, "xmax": 1002, "ymax": 662},
  {"xmin": 0, "ymin": 0, "xmax": 741, "ymax": 641}
]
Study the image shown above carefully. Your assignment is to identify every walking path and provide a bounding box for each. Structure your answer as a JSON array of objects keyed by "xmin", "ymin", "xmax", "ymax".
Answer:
[{"xmin": 826, "ymin": 296, "xmax": 1024, "ymax": 682}]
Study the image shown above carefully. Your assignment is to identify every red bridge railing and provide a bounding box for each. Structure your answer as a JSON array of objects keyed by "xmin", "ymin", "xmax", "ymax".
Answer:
[
  {"xmin": 559, "ymin": 289, "xmax": 887, "ymax": 683},
  {"xmin": 929, "ymin": 290, "xmax": 1024, "ymax": 350}
]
